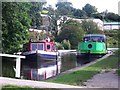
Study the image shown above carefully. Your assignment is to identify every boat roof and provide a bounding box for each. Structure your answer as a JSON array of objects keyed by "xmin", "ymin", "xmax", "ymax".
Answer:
[{"xmin": 28, "ymin": 39, "xmax": 55, "ymax": 44}]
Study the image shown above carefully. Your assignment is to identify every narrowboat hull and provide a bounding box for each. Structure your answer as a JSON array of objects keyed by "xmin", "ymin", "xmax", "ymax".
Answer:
[
  {"xmin": 77, "ymin": 42, "xmax": 107, "ymax": 55},
  {"xmin": 22, "ymin": 51, "xmax": 61, "ymax": 80},
  {"xmin": 23, "ymin": 51, "xmax": 58, "ymax": 61}
]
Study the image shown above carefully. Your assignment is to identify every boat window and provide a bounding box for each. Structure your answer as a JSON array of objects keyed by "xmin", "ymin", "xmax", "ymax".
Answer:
[
  {"xmin": 83, "ymin": 37, "xmax": 90, "ymax": 42},
  {"xmin": 98, "ymin": 37, "xmax": 105, "ymax": 42},
  {"xmin": 84, "ymin": 36, "xmax": 105, "ymax": 42},
  {"xmin": 38, "ymin": 43, "xmax": 44, "ymax": 50},
  {"xmin": 31, "ymin": 43, "xmax": 37, "ymax": 50},
  {"xmin": 52, "ymin": 45, "xmax": 56, "ymax": 51},
  {"xmin": 47, "ymin": 44, "xmax": 51, "ymax": 50}
]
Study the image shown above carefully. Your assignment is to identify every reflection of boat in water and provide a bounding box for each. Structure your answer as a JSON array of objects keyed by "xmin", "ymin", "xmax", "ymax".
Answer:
[{"xmin": 22, "ymin": 37, "xmax": 61, "ymax": 80}]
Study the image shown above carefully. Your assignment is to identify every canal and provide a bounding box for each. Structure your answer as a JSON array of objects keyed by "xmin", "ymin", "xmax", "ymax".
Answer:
[
  {"xmin": 60, "ymin": 51, "xmax": 99, "ymax": 73},
  {"xmin": 2, "ymin": 48, "xmax": 117, "ymax": 80}
]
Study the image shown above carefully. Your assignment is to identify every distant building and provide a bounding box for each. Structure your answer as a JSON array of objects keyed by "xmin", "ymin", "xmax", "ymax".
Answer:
[
  {"xmin": 41, "ymin": 14, "xmax": 51, "ymax": 30},
  {"xmin": 103, "ymin": 22, "xmax": 120, "ymax": 30},
  {"xmin": 57, "ymin": 0, "xmax": 68, "ymax": 2},
  {"xmin": 28, "ymin": 28, "xmax": 46, "ymax": 33}
]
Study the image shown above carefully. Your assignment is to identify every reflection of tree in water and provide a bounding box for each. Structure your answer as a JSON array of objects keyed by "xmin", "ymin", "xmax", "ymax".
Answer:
[
  {"xmin": 61, "ymin": 53, "xmax": 77, "ymax": 72},
  {"xmin": 2, "ymin": 57, "xmax": 15, "ymax": 78}
]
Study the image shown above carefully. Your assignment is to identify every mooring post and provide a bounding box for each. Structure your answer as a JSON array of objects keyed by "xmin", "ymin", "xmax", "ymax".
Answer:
[{"xmin": 15, "ymin": 57, "xmax": 21, "ymax": 78}]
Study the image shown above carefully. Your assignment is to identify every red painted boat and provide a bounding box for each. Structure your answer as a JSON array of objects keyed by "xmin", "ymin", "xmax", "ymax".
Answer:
[{"xmin": 22, "ymin": 37, "xmax": 61, "ymax": 80}]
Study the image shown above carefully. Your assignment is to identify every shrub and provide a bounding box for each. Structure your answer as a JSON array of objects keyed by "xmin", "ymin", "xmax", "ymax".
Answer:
[
  {"xmin": 55, "ymin": 42, "xmax": 64, "ymax": 50},
  {"xmin": 62, "ymin": 39, "xmax": 71, "ymax": 50}
]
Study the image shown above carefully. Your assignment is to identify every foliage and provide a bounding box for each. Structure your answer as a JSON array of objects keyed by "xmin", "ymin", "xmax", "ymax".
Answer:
[
  {"xmin": 104, "ymin": 30, "xmax": 118, "ymax": 48},
  {"xmin": 55, "ymin": 42, "xmax": 64, "ymax": 50},
  {"xmin": 47, "ymin": 55, "xmax": 118, "ymax": 86},
  {"xmin": 104, "ymin": 30, "xmax": 118, "ymax": 37},
  {"xmin": 117, "ymin": 69, "xmax": 120, "ymax": 76},
  {"xmin": 56, "ymin": 20, "xmax": 84, "ymax": 49},
  {"xmin": 62, "ymin": 39, "xmax": 71, "ymax": 50},
  {"xmin": 2, "ymin": 2, "xmax": 31, "ymax": 53},
  {"xmin": 106, "ymin": 36, "xmax": 118, "ymax": 48},
  {"xmin": 118, "ymin": 30, "xmax": 120, "ymax": 48},
  {"xmin": 56, "ymin": 2, "xmax": 73, "ymax": 16},
  {"xmin": 47, "ymin": 5, "xmax": 60, "ymax": 37},
  {"xmin": 72, "ymin": 9, "xmax": 87, "ymax": 19},
  {"xmin": 29, "ymin": 2, "xmax": 47, "ymax": 29},
  {"xmin": 105, "ymin": 12, "xmax": 120, "ymax": 22},
  {"xmin": 82, "ymin": 3, "xmax": 97, "ymax": 17},
  {"xmin": 81, "ymin": 20, "xmax": 103, "ymax": 34},
  {"xmin": 92, "ymin": 13, "xmax": 103, "ymax": 20},
  {"xmin": 2, "ymin": 2, "xmax": 47, "ymax": 53}
]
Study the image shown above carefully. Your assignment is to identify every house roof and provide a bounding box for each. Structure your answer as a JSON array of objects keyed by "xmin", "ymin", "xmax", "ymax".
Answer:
[{"xmin": 104, "ymin": 22, "xmax": 120, "ymax": 25}]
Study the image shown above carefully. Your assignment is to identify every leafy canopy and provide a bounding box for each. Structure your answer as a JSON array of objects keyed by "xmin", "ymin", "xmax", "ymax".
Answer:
[
  {"xmin": 56, "ymin": 20, "xmax": 84, "ymax": 49},
  {"xmin": 2, "ymin": 2, "xmax": 31, "ymax": 53}
]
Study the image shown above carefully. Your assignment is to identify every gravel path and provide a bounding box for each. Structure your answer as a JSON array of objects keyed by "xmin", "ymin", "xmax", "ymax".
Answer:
[{"xmin": 84, "ymin": 69, "xmax": 119, "ymax": 88}]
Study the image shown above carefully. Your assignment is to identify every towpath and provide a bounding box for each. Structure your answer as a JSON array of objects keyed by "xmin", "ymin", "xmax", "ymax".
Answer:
[
  {"xmin": 83, "ymin": 69, "xmax": 119, "ymax": 88},
  {"xmin": 0, "ymin": 77, "xmax": 83, "ymax": 89}
]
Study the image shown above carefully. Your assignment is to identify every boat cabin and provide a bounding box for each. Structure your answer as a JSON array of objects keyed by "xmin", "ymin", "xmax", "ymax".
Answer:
[
  {"xmin": 23, "ymin": 39, "xmax": 57, "ymax": 52},
  {"xmin": 83, "ymin": 34, "xmax": 106, "ymax": 42}
]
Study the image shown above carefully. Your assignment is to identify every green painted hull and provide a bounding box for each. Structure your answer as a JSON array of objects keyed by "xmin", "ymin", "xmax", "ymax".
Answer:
[{"xmin": 78, "ymin": 42, "xmax": 107, "ymax": 54}]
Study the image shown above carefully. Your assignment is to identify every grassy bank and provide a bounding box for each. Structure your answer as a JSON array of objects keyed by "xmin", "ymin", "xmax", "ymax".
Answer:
[
  {"xmin": 2, "ymin": 85, "xmax": 59, "ymax": 90},
  {"xmin": 46, "ymin": 54, "xmax": 118, "ymax": 86}
]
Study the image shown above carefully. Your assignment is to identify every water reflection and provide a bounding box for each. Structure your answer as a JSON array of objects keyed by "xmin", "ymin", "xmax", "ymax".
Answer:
[
  {"xmin": 60, "ymin": 52, "xmax": 99, "ymax": 72},
  {"xmin": 2, "ymin": 52, "xmax": 100, "ymax": 80},
  {"xmin": 60, "ymin": 52, "xmax": 77, "ymax": 72}
]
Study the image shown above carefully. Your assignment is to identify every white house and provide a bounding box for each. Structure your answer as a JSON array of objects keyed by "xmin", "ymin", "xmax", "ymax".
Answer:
[{"xmin": 103, "ymin": 22, "xmax": 120, "ymax": 30}]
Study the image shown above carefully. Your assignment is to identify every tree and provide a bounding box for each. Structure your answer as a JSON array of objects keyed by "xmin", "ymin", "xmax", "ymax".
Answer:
[
  {"xmin": 92, "ymin": 13, "xmax": 103, "ymax": 20},
  {"xmin": 29, "ymin": 2, "xmax": 47, "ymax": 29},
  {"xmin": 2, "ymin": 2, "xmax": 31, "ymax": 53},
  {"xmin": 82, "ymin": 3, "xmax": 97, "ymax": 17},
  {"xmin": 46, "ymin": 5, "xmax": 59, "ymax": 38},
  {"xmin": 62, "ymin": 39, "xmax": 71, "ymax": 50},
  {"xmin": 105, "ymin": 12, "xmax": 120, "ymax": 22},
  {"xmin": 72, "ymin": 9, "xmax": 87, "ymax": 18},
  {"xmin": 56, "ymin": 20, "xmax": 84, "ymax": 49},
  {"xmin": 81, "ymin": 20, "xmax": 103, "ymax": 34},
  {"xmin": 56, "ymin": 2, "xmax": 73, "ymax": 16}
]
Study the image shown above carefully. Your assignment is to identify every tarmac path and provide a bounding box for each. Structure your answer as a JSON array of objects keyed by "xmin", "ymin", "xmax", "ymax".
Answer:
[
  {"xmin": 84, "ymin": 69, "xmax": 120, "ymax": 88},
  {"xmin": 0, "ymin": 77, "xmax": 83, "ymax": 89}
]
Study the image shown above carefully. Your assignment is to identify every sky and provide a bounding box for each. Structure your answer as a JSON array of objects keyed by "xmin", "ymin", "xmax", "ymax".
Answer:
[{"xmin": 46, "ymin": 0, "xmax": 120, "ymax": 14}]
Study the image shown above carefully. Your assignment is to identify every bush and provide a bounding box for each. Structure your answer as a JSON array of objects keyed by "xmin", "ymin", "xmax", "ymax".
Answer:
[
  {"xmin": 55, "ymin": 42, "xmax": 64, "ymax": 50},
  {"xmin": 62, "ymin": 40, "xmax": 71, "ymax": 50}
]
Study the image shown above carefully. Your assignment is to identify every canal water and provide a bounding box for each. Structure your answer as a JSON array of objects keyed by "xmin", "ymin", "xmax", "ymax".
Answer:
[
  {"xmin": 2, "ymin": 48, "xmax": 117, "ymax": 79},
  {"xmin": 60, "ymin": 52, "xmax": 96, "ymax": 72},
  {"xmin": 60, "ymin": 52, "xmax": 77, "ymax": 72},
  {"xmin": 2, "ymin": 52, "xmax": 97, "ymax": 79}
]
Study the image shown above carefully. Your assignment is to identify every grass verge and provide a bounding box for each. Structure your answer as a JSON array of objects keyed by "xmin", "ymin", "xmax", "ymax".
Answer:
[
  {"xmin": 46, "ymin": 54, "xmax": 118, "ymax": 86},
  {"xmin": 1, "ymin": 85, "xmax": 59, "ymax": 90}
]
